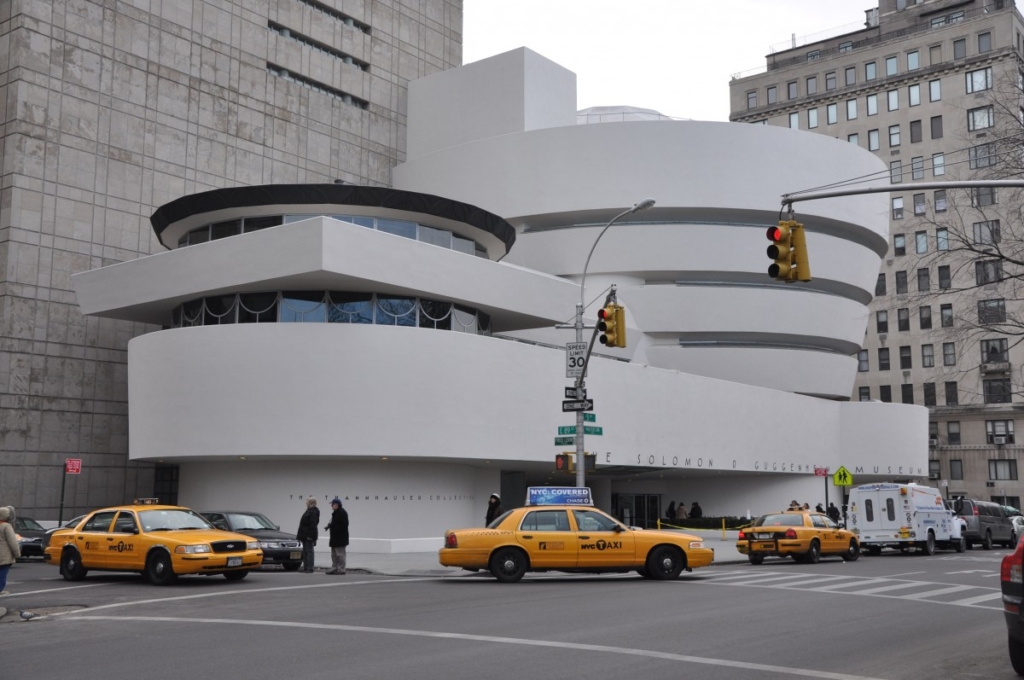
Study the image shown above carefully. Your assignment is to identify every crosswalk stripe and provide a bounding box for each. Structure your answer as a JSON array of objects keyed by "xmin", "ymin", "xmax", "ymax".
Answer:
[
  {"xmin": 807, "ymin": 578, "xmax": 894, "ymax": 592},
  {"xmin": 719, "ymin": 573, "xmax": 825, "ymax": 586},
  {"xmin": 944, "ymin": 591, "xmax": 1003, "ymax": 606},
  {"xmin": 773, "ymin": 575, "xmax": 862, "ymax": 589},
  {"xmin": 842, "ymin": 581, "xmax": 932, "ymax": 595},
  {"xmin": 900, "ymin": 585, "xmax": 976, "ymax": 600},
  {"xmin": 701, "ymin": 571, "xmax": 789, "ymax": 580}
]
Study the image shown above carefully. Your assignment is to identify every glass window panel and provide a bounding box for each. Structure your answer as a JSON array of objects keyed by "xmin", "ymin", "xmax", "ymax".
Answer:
[
  {"xmin": 211, "ymin": 220, "xmax": 241, "ymax": 240},
  {"xmin": 418, "ymin": 299, "xmax": 453, "ymax": 330},
  {"xmin": 181, "ymin": 299, "xmax": 203, "ymax": 326},
  {"xmin": 376, "ymin": 296, "xmax": 416, "ymax": 326},
  {"xmin": 886, "ymin": 56, "xmax": 898, "ymax": 76},
  {"xmin": 888, "ymin": 90, "xmax": 899, "ymax": 111},
  {"xmin": 929, "ymin": 79, "xmax": 941, "ymax": 101},
  {"xmin": 280, "ymin": 291, "xmax": 327, "ymax": 322},
  {"xmin": 189, "ymin": 227, "xmax": 210, "ymax": 245},
  {"xmin": 418, "ymin": 225, "xmax": 453, "ymax": 248},
  {"xmin": 334, "ymin": 215, "xmax": 375, "ymax": 228},
  {"xmin": 328, "ymin": 292, "xmax": 374, "ymax": 324},
  {"xmin": 237, "ymin": 293, "xmax": 278, "ymax": 323},
  {"xmin": 453, "ymin": 304, "xmax": 479, "ymax": 334},
  {"xmin": 865, "ymin": 62, "xmax": 876, "ymax": 80},
  {"xmin": 846, "ymin": 100, "xmax": 857, "ymax": 120},
  {"xmin": 867, "ymin": 94, "xmax": 878, "ymax": 116},
  {"xmin": 954, "ymin": 39, "xmax": 966, "ymax": 59},
  {"xmin": 203, "ymin": 295, "xmax": 237, "ymax": 325},
  {"xmin": 452, "ymin": 235, "xmax": 475, "ymax": 255},
  {"xmin": 806, "ymin": 76, "xmax": 817, "ymax": 94},
  {"xmin": 243, "ymin": 215, "xmax": 283, "ymax": 232},
  {"xmin": 920, "ymin": 306, "xmax": 932, "ymax": 329},
  {"xmin": 868, "ymin": 129, "xmax": 879, "ymax": 150},
  {"xmin": 909, "ymin": 84, "xmax": 920, "ymax": 106},
  {"xmin": 908, "ymin": 51, "xmax": 919, "ymax": 70},
  {"xmin": 789, "ymin": 112, "xmax": 799, "ymax": 129},
  {"xmin": 376, "ymin": 219, "xmax": 418, "ymax": 239}
]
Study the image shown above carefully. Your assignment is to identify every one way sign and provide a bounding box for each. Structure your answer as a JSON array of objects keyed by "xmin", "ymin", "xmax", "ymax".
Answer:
[{"xmin": 562, "ymin": 399, "xmax": 594, "ymax": 412}]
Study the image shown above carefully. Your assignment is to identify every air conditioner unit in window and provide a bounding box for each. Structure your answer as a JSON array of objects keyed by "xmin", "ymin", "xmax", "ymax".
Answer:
[
  {"xmin": 928, "ymin": 438, "xmax": 938, "ymax": 447},
  {"xmin": 987, "ymin": 481, "xmax": 996, "ymax": 487},
  {"xmin": 929, "ymin": 472, "xmax": 940, "ymax": 480},
  {"xmin": 994, "ymin": 435, "xmax": 1008, "ymax": 445}
]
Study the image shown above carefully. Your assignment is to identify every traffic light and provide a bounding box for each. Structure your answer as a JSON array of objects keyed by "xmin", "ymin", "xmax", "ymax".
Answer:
[
  {"xmin": 598, "ymin": 304, "xmax": 626, "ymax": 348},
  {"xmin": 555, "ymin": 453, "xmax": 574, "ymax": 472},
  {"xmin": 766, "ymin": 220, "xmax": 812, "ymax": 282}
]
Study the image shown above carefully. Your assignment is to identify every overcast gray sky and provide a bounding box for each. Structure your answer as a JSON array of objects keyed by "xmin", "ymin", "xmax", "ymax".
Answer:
[{"xmin": 463, "ymin": 0, "xmax": 876, "ymax": 121}]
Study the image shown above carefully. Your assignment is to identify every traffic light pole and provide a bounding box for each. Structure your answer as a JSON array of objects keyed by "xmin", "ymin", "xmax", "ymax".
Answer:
[{"xmin": 573, "ymin": 287, "xmax": 617, "ymax": 489}]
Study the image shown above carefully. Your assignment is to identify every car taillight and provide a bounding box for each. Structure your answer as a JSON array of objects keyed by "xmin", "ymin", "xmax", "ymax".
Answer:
[
  {"xmin": 444, "ymin": 533, "xmax": 457, "ymax": 549},
  {"xmin": 1003, "ymin": 541, "xmax": 1024, "ymax": 583},
  {"xmin": 784, "ymin": 529, "xmax": 798, "ymax": 539},
  {"xmin": 973, "ymin": 506, "xmax": 980, "ymax": 515},
  {"xmin": 737, "ymin": 530, "xmax": 746, "ymax": 540}
]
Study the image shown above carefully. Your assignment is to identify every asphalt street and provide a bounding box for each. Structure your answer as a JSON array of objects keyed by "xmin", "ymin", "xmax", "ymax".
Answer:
[{"xmin": 2, "ymin": 547, "xmax": 1018, "ymax": 680}]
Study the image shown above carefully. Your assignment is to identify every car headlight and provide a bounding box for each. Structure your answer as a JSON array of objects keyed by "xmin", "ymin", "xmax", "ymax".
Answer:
[
  {"xmin": 689, "ymin": 541, "xmax": 705, "ymax": 550},
  {"xmin": 259, "ymin": 541, "xmax": 283, "ymax": 549},
  {"xmin": 247, "ymin": 541, "xmax": 260, "ymax": 551},
  {"xmin": 174, "ymin": 544, "xmax": 212, "ymax": 554}
]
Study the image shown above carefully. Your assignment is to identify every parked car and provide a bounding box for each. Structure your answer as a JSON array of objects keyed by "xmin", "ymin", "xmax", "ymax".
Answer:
[
  {"xmin": 200, "ymin": 511, "xmax": 303, "ymax": 571},
  {"xmin": 736, "ymin": 510, "xmax": 860, "ymax": 564},
  {"xmin": 950, "ymin": 498, "xmax": 1016, "ymax": 549},
  {"xmin": 1013, "ymin": 516, "xmax": 1024, "ymax": 545},
  {"xmin": 14, "ymin": 517, "xmax": 47, "ymax": 558}
]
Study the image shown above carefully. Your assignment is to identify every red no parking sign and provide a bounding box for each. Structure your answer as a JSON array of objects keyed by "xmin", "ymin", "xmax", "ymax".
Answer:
[{"xmin": 65, "ymin": 458, "xmax": 82, "ymax": 474}]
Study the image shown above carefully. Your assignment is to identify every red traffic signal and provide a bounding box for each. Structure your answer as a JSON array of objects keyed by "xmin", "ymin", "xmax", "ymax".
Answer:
[{"xmin": 766, "ymin": 224, "xmax": 794, "ymax": 280}]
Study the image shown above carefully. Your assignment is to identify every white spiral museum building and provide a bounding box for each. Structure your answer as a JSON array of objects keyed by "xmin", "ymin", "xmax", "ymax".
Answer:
[{"xmin": 72, "ymin": 48, "xmax": 927, "ymax": 552}]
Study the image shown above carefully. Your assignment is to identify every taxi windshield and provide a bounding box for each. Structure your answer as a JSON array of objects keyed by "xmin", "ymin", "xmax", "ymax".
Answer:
[
  {"xmin": 139, "ymin": 509, "xmax": 214, "ymax": 532},
  {"xmin": 754, "ymin": 513, "xmax": 805, "ymax": 527},
  {"xmin": 226, "ymin": 513, "xmax": 277, "ymax": 530}
]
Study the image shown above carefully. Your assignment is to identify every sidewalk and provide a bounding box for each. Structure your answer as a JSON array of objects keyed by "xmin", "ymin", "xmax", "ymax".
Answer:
[{"xmin": 341, "ymin": 530, "xmax": 747, "ymax": 577}]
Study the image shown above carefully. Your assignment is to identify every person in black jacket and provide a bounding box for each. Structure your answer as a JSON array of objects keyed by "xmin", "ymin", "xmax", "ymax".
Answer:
[
  {"xmin": 325, "ymin": 497, "xmax": 349, "ymax": 575},
  {"xmin": 690, "ymin": 501, "xmax": 703, "ymax": 519},
  {"xmin": 296, "ymin": 496, "xmax": 320, "ymax": 573},
  {"xmin": 485, "ymin": 494, "xmax": 505, "ymax": 526}
]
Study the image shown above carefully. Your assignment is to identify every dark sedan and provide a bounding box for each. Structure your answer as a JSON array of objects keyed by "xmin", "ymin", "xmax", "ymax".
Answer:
[
  {"xmin": 201, "ymin": 511, "xmax": 304, "ymax": 571},
  {"xmin": 15, "ymin": 517, "xmax": 47, "ymax": 558}
]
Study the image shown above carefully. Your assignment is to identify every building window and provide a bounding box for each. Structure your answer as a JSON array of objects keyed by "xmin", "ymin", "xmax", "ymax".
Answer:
[
  {"xmin": 985, "ymin": 379, "xmax": 1013, "ymax": 404},
  {"xmin": 979, "ymin": 299, "xmax": 1006, "ymax": 324},
  {"xmin": 787, "ymin": 81, "xmax": 798, "ymax": 99},
  {"xmin": 924, "ymin": 382, "xmax": 936, "ymax": 406},
  {"xmin": 929, "ymin": 44, "xmax": 942, "ymax": 65},
  {"xmin": 968, "ymin": 106, "xmax": 994, "ymax": 131},
  {"xmin": 867, "ymin": 93, "xmax": 878, "ymax": 116},
  {"xmin": 886, "ymin": 56, "xmax": 898, "ymax": 76},
  {"xmin": 929, "ymin": 79, "xmax": 941, "ymax": 101},
  {"xmin": 847, "ymin": 99, "xmax": 857, "ymax": 120},
  {"xmin": 848, "ymin": 133, "xmax": 859, "ymax": 146},
  {"xmin": 979, "ymin": 32, "xmax": 992, "ymax": 54},
  {"xmin": 889, "ymin": 124, "xmax": 901, "ymax": 147},
  {"xmin": 879, "ymin": 348, "xmax": 891, "ymax": 370},
  {"xmin": 907, "ymin": 50, "xmax": 919, "ymax": 70},
  {"xmin": 858, "ymin": 350, "xmax": 870, "ymax": 372},
  {"xmin": 845, "ymin": 67, "xmax": 856, "ymax": 85},
  {"xmin": 936, "ymin": 230, "xmax": 949, "ymax": 252},
  {"xmin": 990, "ymin": 459, "xmax": 1018, "ymax": 481},
  {"xmin": 909, "ymin": 84, "xmax": 921, "ymax": 107},
  {"xmin": 973, "ymin": 220, "xmax": 1001, "ymax": 245},
  {"xmin": 950, "ymin": 458, "xmax": 964, "ymax": 477},
  {"xmin": 900, "ymin": 345, "xmax": 912, "ymax": 369},
  {"xmin": 938, "ymin": 265, "xmax": 951, "ymax": 289},
  {"xmin": 976, "ymin": 260, "xmax": 1004, "ymax": 285},
  {"xmin": 969, "ymin": 143, "xmax": 997, "ymax": 169},
  {"xmin": 987, "ymin": 420, "xmax": 1015, "ymax": 444},
  {"xmin": 840, "ymin": 41, "xmax": 853, "ymax": 54},
  {"xmin": 935, "ymin": 191, "xmax": 947, "ymax": 212},
  {"xmin": 917, "ymin": 268, "xmax": 930, "ymax": 292},
  {"xmin": 807, "ymin": 50, "xmax": 820, "ymax": 61},
  {"xmin": 888, "ymin": 89, "xmax": 899, "ymax": 111},
  {"xmin": 747, "ymin": 92, "xmax": 757, "ymax": 109},
  {"xmin": 922, "ymin": 344, "xmax": 935, "ymax": 367},
  {"xmin": 941, "ymin": 304, "xmax": 953, "ymax": 327},
  {"xmin": 876, "ymin": 273, "xmax": 886, "ymax": 296},
  {"xmin": 901, "ymin": 384, "xmax": 915, "ymax": 404},
  {"xmin": 806, "ymin": 76, "xmax": 818, "ymax": 94},
  {"xmin": 866, "ymin": 62, "xmax": 877, "ymax": 80},
  {"xmin": 826, "ymin": 72, "xmax": 836, "ymax": 91},
  {"xmin": 890, "ymin": 160, "xmax": 902, "ymax": 183},
  {"xmin": 943, "ymin": 342, "xmax": 956, "ymax": 366},
  {"xmin": 892, "ymin": 198, "xmax": 904, "ymax": 220},
  {"xmin": 948, "ymin": 423, "xmax": 962, "ymax": 446},
  {"xmin": 973, "ymin": 187, "xmax": 997, "ymax": 207},
  {"xmin": 920, "ymin": 306, "xmax": 932, "ymax": 330},
  {"xmin": 912, "ymin": 156, "xmax": 924, "ymax": 180},
  {"xmin": 930, "ymin": 116, "xmax": 943, "ymax": 139},
  {"xmin": 932, "ymin": 153, "xmax": 945, "ymax": 176},
  {"xmin": 868, "ymin": 129, "xmax": 880, "ymax": 150},
  {"xmin": 954, "ymin": 39, "xmax": 966, "ymax": 59},
  {"xmin": 914, "ymin": 194, "xmax": 926, "ymax": 215},
  {"xmin": 966, "ymin": 67, "xmax": 993, "ymax": 94},
  {"xmin": 898, "ymin": 307, "xmax": 910, "ymax": 331},
  {"xmin": 896, "ymin": 270, "xmax": 908, "ymax": 294},
  {"xmin": 877, "ymin": 310, "xmax": 889, "ymax": 333},
  {"xmin": 929, "ymin": 458, "xmax": 941, "ymax": 479},
  {"xmin": 859, "ymin": 386, "xmax": 871, "ymax": 401},
  {"xmin": 767, "ymin": 86, "xmax": 777, "ymax": 104},
  {"xmin": 910, "ymin": 120, "xmax": 922, "ymax": 143},
  {"xmin": 827, "ymin": 103, "xmax": 837, "ymax": 124},
  {"xmin": 946, "ymin": 382, "xmax": 959, "ymax": 406},
  {"xmin": 789, "ymin": 112, "xmax": 799, "ymax": 129},
  {"xmin": 808, "ymin": 108, "xmax": 819, "ymax": 128},
  {"xmin": 982, "ymin": 338, "xmax": 1009, "ymax": 364}
]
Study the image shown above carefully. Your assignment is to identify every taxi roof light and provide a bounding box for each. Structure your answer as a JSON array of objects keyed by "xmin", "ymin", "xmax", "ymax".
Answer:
[
  {"xmin": 525, "ymin": 486, "xmax": 594, "ymax": 506},
  {"xmin": 134, "ymin": 498, "xmax": 161, "ymax": 505}
]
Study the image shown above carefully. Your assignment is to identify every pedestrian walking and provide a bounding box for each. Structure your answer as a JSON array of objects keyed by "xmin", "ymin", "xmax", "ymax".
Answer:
[
  {"xmin": 666, "ymin": 501, "xmax": 676, "ymax": 521},
  {"xmin": 690, "ymin": 501, "xmax": 703, "ymax": 519},
  {"xmin": 0, "ymin": 506, "xmax": 21, "ymax": 596},
  {"xmin": 815, "ymin": 503, "xmax": 825, "ymax": 513},
  {"xmin": 485, "ymin": 494, "xmax": 505, "ymax": 526},
  {"xmin": 325, "ymin": 497, "xmax": 349, "ymax": 575},
  {"xmin": 827, "ymin": 502, "xmax": 841, "ymax": 524},
  {"xmin": 675, "ymin": 502, "xmax": 688, "ymax": 521},
  {"xmin": 296, "ymin": 496, "xmax": 320, "ymax": 573}
]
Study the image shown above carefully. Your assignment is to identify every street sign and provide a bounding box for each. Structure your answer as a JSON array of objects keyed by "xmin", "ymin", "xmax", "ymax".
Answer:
[
  {"xmin": 65, "ymin": 458, "xmax": 82, "ymax": 475},
  {"xmin": 565, "ymin": 386, "xmax": 586, "ymax": 399},
  {"xmin": 566, "ymin": 342, "xmax": 587, "ymax": 378},
  {"xmin": 558, "ymin": 426, "xmax": 576, "ymax": 435},
  {"xmin": 584, "ymin": 425, "xmax": 602, "ymax": 436},
  {"xmin": 813, "ymin": 466, "xmax": 829, "ymax": 477},
  {"xmin": 562, "ymin": 399, "xmax": 594, "ymax": 412},
  {"xmin": 582, "ymin": 413, "xmax": 596, "ymax": 423},
  {"xmin": 833, "ymin": 466, "xmax": 853, "ymax": 486},
  {"xmin": 554, "ymin": 436, "xmax": 575, "ymax": 446}
]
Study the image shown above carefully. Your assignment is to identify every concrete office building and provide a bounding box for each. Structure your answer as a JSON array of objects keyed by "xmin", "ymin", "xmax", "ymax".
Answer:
[
  {"xmin": 0, "ymin": 0, "xmax": 462, "ymax": 516},
  {"xmin": 730, "ymin": 0, "xmax": 1024, "ymax": 506},
  {"xmin": 72, "ymin": 48, "xmax": 926, "ymax": 550}
]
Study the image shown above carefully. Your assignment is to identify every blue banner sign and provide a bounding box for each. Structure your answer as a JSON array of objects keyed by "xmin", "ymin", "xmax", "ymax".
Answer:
[{"xmin": 526, "ymin": 486, "xmax": 593, "ymax": 506}]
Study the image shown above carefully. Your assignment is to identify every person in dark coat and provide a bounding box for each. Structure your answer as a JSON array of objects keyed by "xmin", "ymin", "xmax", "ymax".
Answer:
[
  {"xmin": 666, "ymin": 501, "xmax": 676, "ymax": 522},
  {"xmin": 827, "ymin": 502, "xmax": 841, "ymax": 524},
  {"xmin": 296, "ymin": 496, "xmax": 320, "ymax": 573},
  {"xmin": 485, "ymin": 494, "xmax": 505, "ymax": 526},
  {"xmin": 690, "ymin": 501, "xmax": 703, "ymax": 519},
  {"xmin": 325, "ymin": 497, "xmax": 349, "ymax": 575}
]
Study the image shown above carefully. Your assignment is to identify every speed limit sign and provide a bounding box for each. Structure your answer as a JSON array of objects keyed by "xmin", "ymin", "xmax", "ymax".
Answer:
[{"xmin": 566, "ymin": 342, "xmax": 587, "ymax": 378}]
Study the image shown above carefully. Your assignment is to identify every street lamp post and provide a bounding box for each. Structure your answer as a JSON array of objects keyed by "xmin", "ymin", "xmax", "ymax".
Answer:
[{"xmin": 572, "ymin": 198, "xmax": 656, "ymax": 489}]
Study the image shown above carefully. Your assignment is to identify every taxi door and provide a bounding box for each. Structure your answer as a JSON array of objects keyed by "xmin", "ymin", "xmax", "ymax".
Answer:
[
  {"xmin": 515, "ymin": 509, "xmax": 578, "ymax": 569},
  {"xmin": 572, "ymin": 509, "xmax": 636, "ymax": 568},
  {"xmin": 811, "ymin": 513, "xmax": 843, "ymax": 553},
  {"xmin": 76, "ymin": 511, "xmax": 117, "ymax": 569},
  {"xmin": 106, "ymin": 511, "xmax": 142, "ymax": 569}
]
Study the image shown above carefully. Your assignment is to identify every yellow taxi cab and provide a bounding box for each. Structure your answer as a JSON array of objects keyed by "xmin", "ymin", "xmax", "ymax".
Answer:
[
  {"xmin": 43, "ymin": 499, "xmax": 263, "ymax": 585},
  {"xmin": 736, "ymin": 510, "xmax": 860, "ymax": 565},
  {"xmin": 439, "ymin": 487, "xmax": 714, "ymax": 582}
]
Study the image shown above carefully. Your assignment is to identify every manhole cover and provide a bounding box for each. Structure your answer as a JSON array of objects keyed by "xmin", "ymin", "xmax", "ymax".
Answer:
[{"xmin": 0, "ymin": 605, "xmax": 86, "ymax": 622}]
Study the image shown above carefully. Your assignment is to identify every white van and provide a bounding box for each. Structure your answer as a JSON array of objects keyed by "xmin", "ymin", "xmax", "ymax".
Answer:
[{"xmin": 847, "ymin": 483, "xmax": 965, "ymax": 555}]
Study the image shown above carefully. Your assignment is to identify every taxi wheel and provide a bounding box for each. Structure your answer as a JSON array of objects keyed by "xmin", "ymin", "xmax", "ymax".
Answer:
[
  {"xmin": 841, "ymin": 540, "xmax": 860, "ymax": 562},
  {"xmin": 748, "ymin": 553, "xmax": 765, "ymax": 565},
  {"xmin": 803, "ymin": 540, "xmax": 820, "ymax": 564},
  {"xmin": 636, "ymin": 567, "xmax": 651, "ymax": 578},
  {"xmin": 223, "ymin": 570, "xmax": 248, "ymax": 581},
  {"xmin": 60, "ymin": 549, "xmax": 88, "ymax": 581},
  {"xmin": 646, "ymin": 546, "xmax": 685, "ymax": 580},
  {"xmin": 489, "ymin": 548, "xmax": 528, "ymax": 583},
  {"xmin": 146, "ymin": 551, "xmax": 177, "ymax": 585}
]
